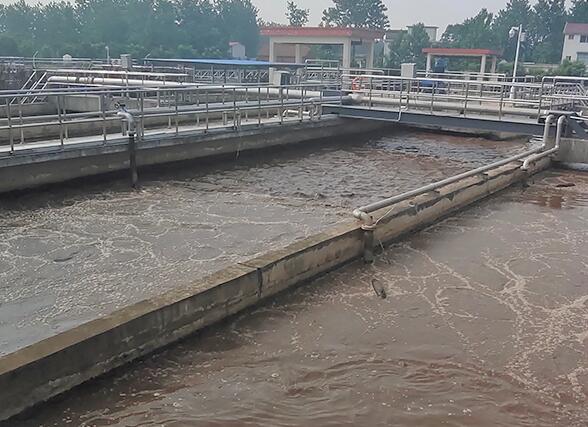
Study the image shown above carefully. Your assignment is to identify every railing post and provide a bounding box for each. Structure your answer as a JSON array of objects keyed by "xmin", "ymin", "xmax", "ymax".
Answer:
[
  {"xmin": 129, "ymin": 129, "xmax": 138, "ymax": 188},
  {"xmin": 499, "ymin": 86, "xmax": 505, "ymax": 120},
  {"xmin": 57, "ymin": 95, "xmax": 64, "ymax": 148},
  {"xmin": 174, "ymin": 91, "xmax": 179, "ymax": 135},
  {"xmin": 233, "ymin": 88, "xmax": 237, "ymax": 130},
  {"xmin": 369, "ymin": 77, "xmax": 373, "ymax": 109},
  {"xmin": 100, "ymin": 94, "xmax": 107, "ymax": 144},
  {"xmin": 140, "ymin": 92, "xmax": 145, "ymax": 139},
  {"xmin": 18, "ymin": 97, "xmax": 24, "ymax": 144},
  {"xmin": 205, "ymin": 90, "xmax": 209, "ymax": 132},
  {"xmin": 6, "ymin": 98, "xmax": 14, "ymax": 154},
  {"xmin": 463, "ymin": 83, "xmax": 470, "ymax": 117},
  {"xmin": 300, "ymin": 86, "xmax": 304, "ymax": 122},
  {"xmin": 537, "ymin": 79, "xmax": 545, "ymax": 121},
  {"xmin": 257, "ymin": 86, "xmax": 262, "ymax": 127},
  {"xmin": 280, "ymin": 86, "xmax": 284, "ymax": 125}
]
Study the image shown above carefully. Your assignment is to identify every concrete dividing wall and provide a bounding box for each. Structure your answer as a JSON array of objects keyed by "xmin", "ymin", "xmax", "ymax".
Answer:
[
  {"xmin": 0, "ymin": 155, "xmax": 550, "ymax": 422},
  {"xmin": 557, "ymin": 137, "xmax": 588, "ymax": 168},
  {"xmin": 0, "ymin": 102, "xmax": 55, "ymax": 118},
  {"xmin": 0, "ymin": 117, "xmax": 384, "ymax": 194}
]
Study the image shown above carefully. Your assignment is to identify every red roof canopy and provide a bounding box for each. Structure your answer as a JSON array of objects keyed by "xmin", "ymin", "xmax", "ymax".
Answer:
[
  {"xmin": 261, "ymin": 27, "xmax": 385, "ymax": 40},
  {"xmin": 422, "ymin": 48, "xmax": 502, "ymax": 57},
  {"xmin": 564, "ymin": 23, "xmax": 588, "ymax": 36}
]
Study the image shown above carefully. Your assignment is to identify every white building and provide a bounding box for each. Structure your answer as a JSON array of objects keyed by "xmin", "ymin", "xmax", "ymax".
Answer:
[
  {"xmin": 562, "ymin": 23, "xmax": 588, "ymax": 64},
  {"xmin": 229, "ymin": 42, "xmax": 246, "ymax": 60},
  {"xmin": 407, "ymin": 25, "xmax": 438, "ymax": 42}
]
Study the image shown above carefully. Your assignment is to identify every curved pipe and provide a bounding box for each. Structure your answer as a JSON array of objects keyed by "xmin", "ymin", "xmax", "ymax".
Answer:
[
  {"xmin": 521, "ymin": 115, "xmax": 566, "ymax": 170},
  {"xmin": 116, "ymin": 110, "xmax": 135, "ymax": 132}
]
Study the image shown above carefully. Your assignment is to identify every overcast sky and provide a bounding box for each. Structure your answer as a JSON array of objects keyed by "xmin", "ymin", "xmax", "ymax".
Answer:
[{"xmin": 253, "ymin": 0, "xmax": 530, "ymax": 33}]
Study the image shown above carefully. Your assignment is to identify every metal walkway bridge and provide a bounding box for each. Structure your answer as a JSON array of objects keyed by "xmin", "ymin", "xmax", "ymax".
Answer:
[{"xmin": 325, "ymin": 74, "xmax": 588, "ymax": 139}]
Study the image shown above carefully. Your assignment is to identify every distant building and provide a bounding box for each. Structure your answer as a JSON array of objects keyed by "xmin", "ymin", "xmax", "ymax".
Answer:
[
  {"xmin": 407, "ymin": 25, "xmax": 438, "ymax": 42},
  {"xmin": 259, "ymin": 27, "xmax": 384, "ymax": 69},
  {"xmin": 562, "ymin": 23, "xmax": 588, "ymax": 64},
  {"xmin": 229, "ymin": 42, "xmax": 246, "ymax": 60}
]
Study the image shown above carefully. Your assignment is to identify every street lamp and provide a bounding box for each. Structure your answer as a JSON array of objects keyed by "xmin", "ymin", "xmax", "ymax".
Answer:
[{"xmin": 509, "ymin": 25, "xmax": 526, "ymax": 98}]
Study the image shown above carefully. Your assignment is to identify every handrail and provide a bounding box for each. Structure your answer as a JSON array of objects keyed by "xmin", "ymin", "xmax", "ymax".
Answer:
[{"xmin": 0, "ymin": 82, "xmax": 338, "ymax": 154}]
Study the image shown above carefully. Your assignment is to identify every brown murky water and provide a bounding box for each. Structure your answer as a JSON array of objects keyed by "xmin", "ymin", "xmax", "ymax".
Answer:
[
  {"xmin": 0, "ymin": 130, "xmax": 526, "ymax": 355},
  {"xmin": 9, "ymin": 169, "xmax": 587, "ymax": 427}
]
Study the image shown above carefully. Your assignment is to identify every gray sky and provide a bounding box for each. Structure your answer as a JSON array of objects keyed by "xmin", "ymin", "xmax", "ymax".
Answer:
[{"xmin": 253, "ymin": 0, "xmax": 523, "ymax": 33}]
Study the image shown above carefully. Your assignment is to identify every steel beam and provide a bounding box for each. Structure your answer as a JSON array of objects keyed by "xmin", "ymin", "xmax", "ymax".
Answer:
[{"xmin": 323, "ymin": 104, "xmax": 546, "ymax": 136}]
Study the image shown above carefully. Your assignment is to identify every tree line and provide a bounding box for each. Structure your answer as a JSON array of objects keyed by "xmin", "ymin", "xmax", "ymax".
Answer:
[
  {"xmin": 441, "ymin": 0, "xmax": 588, "ymax": 65},
  {"xmin": 1, "ymin": 0, "xmax": 588, "ymax": 70},
  {"xmin": 0, "ymin": 0, "xmax": 259, "ymax": 59}
]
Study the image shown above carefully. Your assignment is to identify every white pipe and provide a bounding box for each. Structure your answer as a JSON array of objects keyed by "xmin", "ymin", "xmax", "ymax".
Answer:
[
  {"xmin": 48, "ymin": 76, "xmax": 191, "ymax": 88},
  {"xmin": 116, "ymin": 110, "xmax": 134, "ymax": 131},
  {"xmin": 353, "ymin": 145, "xmax": 547, "ymax": 227},
  {"xmin": 521, "ymin": 115, "xmax": 565, "ymax": 170}
]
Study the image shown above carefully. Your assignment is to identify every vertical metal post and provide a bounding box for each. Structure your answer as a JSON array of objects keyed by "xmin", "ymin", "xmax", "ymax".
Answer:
[
  {"xmin": 205, "ymin": 90, "xmax": 209, "ymax": 132},
  {"xmin": 128, "ymin": 130, "xmax": 138, "ymax": 188},
  {"xmin": 266, "ymin": 87, "xmax": 270, "ymax": 119},
  {"xmin": 18, "ymin": 97, "xmax": 24, "ymax": 144},
  {"xmin": 463, "ymin": 83, "xmax": 470, "ymax": 117},
  {"xmin": 57, "ymin": 95, "xmax": 64, "ymax": 148},
  {"xmin": 233, "ymin": 88, "xmax": 237, "ymax": 129},
  {"xmin": 100, "ymin": 94, "xmax": 107, "ymax": 144},
  {"xmin": 258, "ymin": 86, "xmax": 262, "ymax": 127},
  {"xmin": 174, "ymin": 91, "xmax": 179, "ymax": 135},
  {"xmin": 140, "ymin": 92, "xmax": 145, "ymax": 139},
  {"xmin": 369, "ymin": 77, "xmax": 373, "ymax": 109},
  {"xmin": 280, "ymin": 87, "xmax": 284, "ymax": 124},
  {"xmin": 300, "ymin": 86, "xmax": 304, "ymax": 122},
  {"xmin": 6, "ymin": 98, "xmax": 14, "ymax": 154},
  {"xmin": 537, "ymin": 79, "xmax": 545, "ymax": 120},
  {"xmin": 499, "ymin": 86, "xmax": 505, "ymax": 120}
]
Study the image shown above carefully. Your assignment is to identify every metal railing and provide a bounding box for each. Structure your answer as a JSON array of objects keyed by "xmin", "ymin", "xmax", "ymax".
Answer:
[
  {"xmin": 340, "ymin": 74, "xmax": 570, "ymax": 122},
  {"xmin": 0, "ymin": 83, "xmax": 334, "ymax": 155}
]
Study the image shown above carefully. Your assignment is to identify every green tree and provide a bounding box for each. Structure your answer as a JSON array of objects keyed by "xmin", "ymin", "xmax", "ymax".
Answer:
[
  {"xmin": 492, "ymin": 0, "xmax": 533, "ymax": 61},
  {"xmin": 322, "ymin": 0, "xmax": 389, "ymax": 29},
  {"xmin": 570, "ymin": 0, "xmax": 588, "ymax": 23},
  {"xmin": 33, "ymin": 2, "xmax": 77, "ymax": 57},
  {"xmin": 442, "ymin": 9, "xmax": 497, "ymax": 49},
  {"xmin": 386, "ymin": 23, "xmax": 430, "ymax": 69},
  {"xmin": 0, "ymin": 0, "xmax": 261, "ymax": 59},
  {"xmin": 531, "ymin": 0, "xmax": 567, "ymax": 63},
  {"xmin": 286, "ymin": 1, "xmax": 309, "ymax": 27},
  {"xmin": 0, "ymin": 34, "xmax": 21, "ymax": 56},
  {"xmin": 216, "ymin": 0, "xmax": 260, "ymax": 57},
  {"xmin": 554, "ymin": 59, "xmax": 586, "ymax": 76}
]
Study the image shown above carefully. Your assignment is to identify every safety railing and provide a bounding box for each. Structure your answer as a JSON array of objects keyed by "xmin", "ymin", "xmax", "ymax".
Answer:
[
  {"xmin": 341, "ymin": 74, "xmax": 554, "ymax": 122},
  {"xmin": 0, "ymin": 83, "xmax": 336, "ymax": 155}
]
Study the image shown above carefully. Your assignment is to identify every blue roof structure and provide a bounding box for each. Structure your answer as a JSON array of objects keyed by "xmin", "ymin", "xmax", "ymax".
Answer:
[{"xmin": 145, "ymin": 58, "xmax": 305, "ymax": 68}]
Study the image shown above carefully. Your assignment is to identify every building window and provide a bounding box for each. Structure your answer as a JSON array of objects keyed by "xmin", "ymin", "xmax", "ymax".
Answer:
[
  {"xmin": 566, "ymin": 56, "xmax": 572, "ymax": 61},
  {"xmin": 569, "ymin": 34, "xmax": 575, "ymax": 40},
  {"xmin": 577, "ymin": 52, "xmax": 588, "ymax": 65},
  {"xmin": 581, "ymin": 35, "xmax": 588, "ymax": 43}
]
